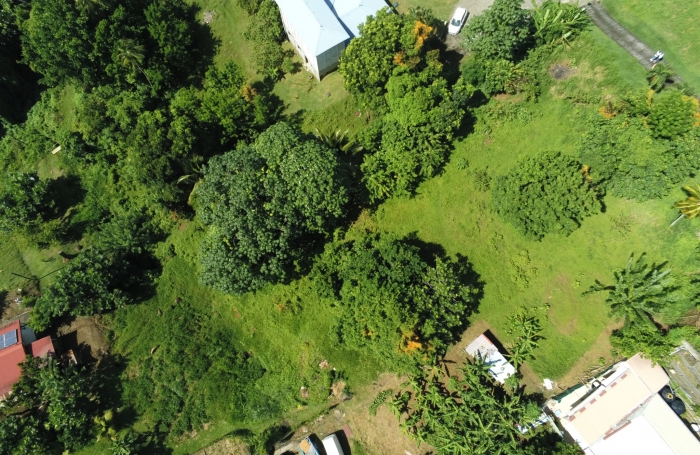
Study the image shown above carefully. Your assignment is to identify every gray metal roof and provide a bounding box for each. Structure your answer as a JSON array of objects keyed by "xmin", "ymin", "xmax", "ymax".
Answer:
[
  {"xmin": 275, "ymin": 0, "xmax": 350, "ymax": 55},
  {"xmin": 329, "ymin": 0, "xmax": 388, "ymax": 37}
]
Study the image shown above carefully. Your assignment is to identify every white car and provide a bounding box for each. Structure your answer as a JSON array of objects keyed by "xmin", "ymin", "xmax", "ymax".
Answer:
[
  {"xmin": 448, "ymin": 7, "xmax": 468, "ymax": 35},
  {"xmin": 321, "ymin": 434, "xmax": 345, "ymax": 455}
]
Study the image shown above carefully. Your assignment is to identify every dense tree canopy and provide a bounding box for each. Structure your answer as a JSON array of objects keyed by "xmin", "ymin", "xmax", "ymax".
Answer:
[
  {"xmin": 463, "ymin": 0, "xmax": 531, "ymax": 61},
  {"xmin": 314, "ymin": 232, "xmax": 477, "ymax": 363},
  {"xmin": 493, "ymin": 151, "xmax": 602, "ymax": 239},
  {"xmin": 0, "ymin": 357, "xmax": 97, "ymax": 454},
  {"xmin": 195, "ymin": 122, "xmax": 348, "ymax": 294},
  {"xmin": 361, "ymin": 70, "xmax": 473, "ymax": 200},
  {"xmin": 579, "ymin": 111, "xmax": 700, "ymax": 201},
  {"xmin": 339, "ymin": 7, "xmax": 442, "ymax": 108},
  {"xmin": 19, "ymin": 0, "xmax": 205, "ymax": 90}
]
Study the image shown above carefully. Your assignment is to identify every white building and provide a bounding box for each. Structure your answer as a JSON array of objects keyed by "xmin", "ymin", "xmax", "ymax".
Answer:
[
  {"xmin": 545, "ymin": 354, "xmax": 700, "ymax": 455},
  {"xmin": 465, "ymin": 333, "xmax": 516, "ymax": 384},
  {"xmin": 274, "ymin": 0, "xmax": 388, "ymax": 79}
]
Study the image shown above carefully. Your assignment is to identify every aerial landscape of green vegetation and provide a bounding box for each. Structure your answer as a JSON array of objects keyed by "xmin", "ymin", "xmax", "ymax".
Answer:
[{"xmin": 1, "ymin": 0, "xmax": 699, "ymax": 453}]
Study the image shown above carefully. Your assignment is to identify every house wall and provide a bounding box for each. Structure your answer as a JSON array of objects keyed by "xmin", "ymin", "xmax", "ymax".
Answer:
[
  {"xmin": 279, "ymin": 11, "xmax": 320, "ymax": 78},
  {"xmin": 316, "ymin": 41, "xmax": 346, "ymax": 78},
  {"xmin": 279, "ymin": 10, "xmax": 348, "ymax": 80}
]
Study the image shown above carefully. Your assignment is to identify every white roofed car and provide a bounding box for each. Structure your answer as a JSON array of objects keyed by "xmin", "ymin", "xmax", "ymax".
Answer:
[
  {"xmin": 448, "ymin": 7, "xmax": 468, "ymax": 35},
  {"xmin": 321, "ymin": 434, "xmax": 345, "ymax": 455}
]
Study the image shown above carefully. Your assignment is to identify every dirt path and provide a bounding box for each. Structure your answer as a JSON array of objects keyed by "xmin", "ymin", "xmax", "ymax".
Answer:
[{"xmin": 586, "ymin": 1, "xmax": 654, "ymax": 70}]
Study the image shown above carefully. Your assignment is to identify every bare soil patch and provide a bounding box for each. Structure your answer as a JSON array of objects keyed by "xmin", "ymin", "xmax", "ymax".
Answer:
[
  {"xmin": 549, "ymin": 62, "xmax": 576, "ymax": 80},
  {"xmin": 56, "ymin": 316, "xmax": 110, "ymax": 362}
]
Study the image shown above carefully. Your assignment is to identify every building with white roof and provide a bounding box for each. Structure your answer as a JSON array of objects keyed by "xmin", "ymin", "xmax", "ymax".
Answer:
[
  {"xmin": 274, "ymin": 0, "xmax": 387, "ymax": 79},
  {"xmin": 545, "ymin": 353, "xmax": 700, "ymax": 455},
  {"xmin": 464, "ymin": 333, "xmax": 515, "ymax": 384}
]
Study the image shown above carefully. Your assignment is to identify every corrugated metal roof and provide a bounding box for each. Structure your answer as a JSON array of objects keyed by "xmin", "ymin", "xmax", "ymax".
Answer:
[
  {"xmin": 275, "ymin": 0, "xmax": 350, "ymax": 54},
  {"xmin": 329, "ymin": 0, "xmax": 388, "ymax": 37}
]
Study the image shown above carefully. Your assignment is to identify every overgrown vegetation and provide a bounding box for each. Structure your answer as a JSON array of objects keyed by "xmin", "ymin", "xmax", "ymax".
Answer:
[{"xmin": 2, "ymin": 0, "xmax": 700, "ymax": 452}]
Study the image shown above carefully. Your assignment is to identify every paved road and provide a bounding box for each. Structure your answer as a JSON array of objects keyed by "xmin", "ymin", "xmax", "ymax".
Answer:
[{"xmin": 585, "ymin": 1, "xmax": 655, "ymax": 70}]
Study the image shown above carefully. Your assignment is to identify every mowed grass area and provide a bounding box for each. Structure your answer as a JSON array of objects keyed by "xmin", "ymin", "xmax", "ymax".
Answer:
[{"xmin": 603, "ymin": 0, "xmax": 700, "ymax": 90}]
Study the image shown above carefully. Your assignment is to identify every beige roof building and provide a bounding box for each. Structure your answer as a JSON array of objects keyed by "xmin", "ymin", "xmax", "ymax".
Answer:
[{"xmin": 545, "ymin": 354, "xmax": 700, "ymax": 455}]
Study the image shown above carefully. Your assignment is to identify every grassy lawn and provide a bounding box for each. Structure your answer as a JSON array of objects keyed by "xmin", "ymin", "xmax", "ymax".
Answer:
[
  {"xmin": 273, "ymin": 49, "xmax": 351, "ymax": 115},
  {"xmin": 191, "ymin": 0, "xmax": 257, "ymax": 79},
  {"xmin": 603, "ymin": 0, "xmax": 700, "ymax": 90}
]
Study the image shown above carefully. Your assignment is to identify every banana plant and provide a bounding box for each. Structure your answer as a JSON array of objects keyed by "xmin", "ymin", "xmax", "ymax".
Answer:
[{"xmin": 672, "ymin": 183, "xmax": 700, "ymax": 225}]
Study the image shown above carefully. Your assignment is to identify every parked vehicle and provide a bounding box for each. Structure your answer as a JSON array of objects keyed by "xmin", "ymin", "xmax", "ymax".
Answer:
[
  {"xmin": 448, "ymin": 7, "xmax": 468, "ymax": 35},
  {"xmin": 322, "ymin": 434, "xmax": 345, "ymax": 455}
]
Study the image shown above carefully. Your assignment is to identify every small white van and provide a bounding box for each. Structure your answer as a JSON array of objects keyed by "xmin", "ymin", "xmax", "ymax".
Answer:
[{"xmin": 321, "ymin": 434, "xmax": 344, "ymax": 455}]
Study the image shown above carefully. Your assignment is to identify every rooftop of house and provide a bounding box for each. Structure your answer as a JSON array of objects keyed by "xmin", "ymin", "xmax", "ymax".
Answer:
[
  {"xmin": 0, "ymin": 320, "xmax": 55, "ymax": 399},
  {"xmin": 274, "ymin": 0, "xmax": 386, "ymax": 55},
  {"xmin": 0, "ymin": 320, "xmax": 25, "ymax": 398},
  {"xmin": 546, "ymin": 354, "xmax": 700, "ymax": 454}
]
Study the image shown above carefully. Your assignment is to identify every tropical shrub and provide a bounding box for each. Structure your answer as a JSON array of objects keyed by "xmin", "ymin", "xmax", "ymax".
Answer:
[
  {"xmin": 585, "ymin": 253, "xmax": 675, "ymax": 325},
  {"xmin": 493, "ymin": 151, "xmax": 601, "ymax": 239},
  {"xmin": 390, "ymin": 359, "xmax": 543, "ymax": 454},
  {"xmin": 532, "ymin": 0, "xmax": 590, "ymax": 46},
  {"xmin": 195, "ymin": 122, "xmax": 348, "ymax": 294},
  {"xmin": 0, "ymin": 172, "xmax": 51, "ymax": 232},
  {"xmin": 647, "ymin": 89, "xmax": 698, "ymax": 139}
]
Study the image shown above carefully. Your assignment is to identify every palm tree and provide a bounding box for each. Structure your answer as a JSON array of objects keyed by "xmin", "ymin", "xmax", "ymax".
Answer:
[
  {"xmin": 313, "ymin": 128, "xmax": 364, "ymax": 154},
  {"xmin": 648, "ymin": 63, "xmax": 674, "ymax": 92},
  {"xmin": 672, "ymin": 183, "xmax": 700, "ymax": 226},
  {"xmin": 585, "ymin": 253, "xmax": 674, "ymax": 326},
  {"xmin": 115, "ymin": 39, "xmax": 153, "ymax": 90}
]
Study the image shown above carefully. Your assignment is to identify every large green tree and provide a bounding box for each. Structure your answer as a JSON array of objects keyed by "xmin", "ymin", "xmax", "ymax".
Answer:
[
  {"xmin": 361, "ymin": 70, "xmax": 472, "ymax": 200},
  {"xmin": 195, "ymin": 122, "xmax": 348, "ymax": 294},
  {"xmin": 313, "ymin": 232, "xmax": 477, "ymax": 363},
  {"xmin": 493, "ymin": 151, "xmax": 601, "ymax": 239},
  {"xmin": 339, "ymin": 7, "xmax": 441, "ymax": 108},
  {"xmin": 463, "ymin": 0, "xmax": 531, "ymax": 61}
]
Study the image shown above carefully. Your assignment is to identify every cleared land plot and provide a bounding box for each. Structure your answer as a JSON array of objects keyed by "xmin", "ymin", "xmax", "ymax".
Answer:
[{"xmin": 603, "ymin": 0, "xmax": 700, "ymax": 90}]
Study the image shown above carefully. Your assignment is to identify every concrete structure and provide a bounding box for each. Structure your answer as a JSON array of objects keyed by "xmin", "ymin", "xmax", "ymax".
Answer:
[
  {"xmin": 545, "ymin": 354, "xmax": 700, "ymax": 455},
  {"xmin": 464, "ymin": 333, "xmax": 515, "ymax": 384},
  {"xmin": 274, "ymin": 0, "xmax": 387, "ymax": 79},
  {"xmin": 0, "ymin": 320, "xmax": 55, "ymax": 400}
]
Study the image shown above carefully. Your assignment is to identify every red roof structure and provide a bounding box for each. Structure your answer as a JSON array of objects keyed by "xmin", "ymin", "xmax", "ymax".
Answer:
[{"xmin": 0, "ymin": 320, "xmax": 55, "ymax": 400}]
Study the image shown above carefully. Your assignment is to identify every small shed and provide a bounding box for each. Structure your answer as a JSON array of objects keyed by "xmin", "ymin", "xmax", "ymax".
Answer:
[
  {"xmin": 274, "ymin": 0, "xmax": 387, "ymax": 79},
  {"xmin": 465, "ymin": 333, "xmax": 515, "ymax": 384}
]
